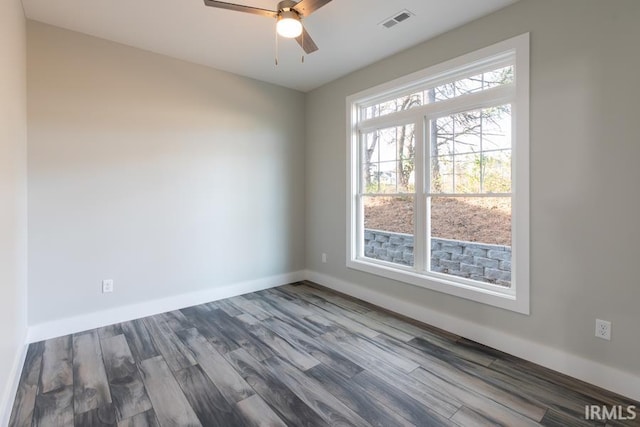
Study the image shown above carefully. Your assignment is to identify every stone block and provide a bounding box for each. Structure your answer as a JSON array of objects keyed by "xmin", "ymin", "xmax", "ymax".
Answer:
[
  {"xmin": 375, "ymin": 234, "xmax": 389, "ymax": 243},
  {"xmin": 374, "ymin": 247, "xmax": 387, "ymax": 257},
  {"xmin": 499, "ymin": 260, "xmax": 512, "ymax": 271},
  {"xmin": 431, "ymin": 241, "xmax": 442, "ymax": 251},
  {"xmin": 487, "ymin": 250, "xmax": 511, "ymax": 261},
  {"xmin": 452, "ymin": 254, "xmax": 474, "ymax": 264},
  {"xmin": 441, "ymin": 244, "xmax": 463, "ymax": 255},
  {"xmin": 389, "ymin": 236, "xmax": 404, "ymax": 246},
  {"xmin": 475, "ymin": 257, "xmax": 499, "ymax": 269},
  {"xmin": 460, "ymin": 263, "xmax": 484, "ymax": 275},
  {"xmin": 440, "ymin": 259, "xmax": 460, "ymax": 270},
  {"xmin": 431, "ymin": 250, "xmax": 451, "ymax": 260},
  {"xmin": 364, "ymin": 231, "xmax": 374, "ymax": 241},
  {"xmin": 403, "ymin": 253, "xmax": 414, "ymax": 264},
  {"xmin": 463, "ymin": 247, "xmax": 488, "ymax": 257}
]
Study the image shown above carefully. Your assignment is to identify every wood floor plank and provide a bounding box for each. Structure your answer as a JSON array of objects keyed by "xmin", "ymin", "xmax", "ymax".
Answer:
[
  {"xmin": 235, "ymin": 394, "xmax": 287, "ymax": 427},
  {"xmin": 205, "ymin": 309, "xmax": 276, "ymax": 361},
  {"xmin": 472, "ymin": 357, "xmax": 620, "ymax": 419},
  {"xmin": 101, "ymin": 334, "xmax": 153, "ymax": 420},
  {"xmin": 323, "ymin": 328, "xmax": 419, "ymax": 373},
  {"xmin": 236, "ymin": 312, "xmax": 261, "ymax": 325},
  {"xmin": 180, "ymin": 305, "xmax": 240, "ymax": 354},
  {"xmin": 40, "ymin": 335, "xmax": 73, "ymax": 394},
  {"xmin": 539, "ymin": 408, "xmax": 603, "ymax": 427},
  {"xmin": 410, "ymin": 366, "xmax": 541, "ymax": 426},
  {"xmin": 262, "ymin": 356, "xmax": 372, "ymax": 427},
  {"xmin": 227, "ymin": 295, "xmax": 273, "ymax": 320},
  {"xmin": 120, "ymin": 319, "xmax": 159, "ymax": 363},
  {"xmin": 157, "ymin": 310, "xmax": 193, "ymax": 333},
  {"xmin": 224, "ymin": 348, "xmax": 326, "ymax": 427},
  {"xmin": 244, "ymin": 323, "xmax": 320, "ymax": 371},
  {"xmin": 284, "ymin": 288, "xmax": 416, "ymax": 342},
  {"xmin": 8, "ymin": 341, "xmax": 44, "ymax": 427},
  {"xmin": 278, "ymin": 284, "xmax": 372, "ymax": 314},
  {"xmin": 351, "ymin": 369, "xmax": 454, "ymax": 426},
  {"xmin": 74, "ymin": 403, "xmax": 118, "ymax": 426},
  {"xmin": 139, "ymin": 356, "xmax": 201, "ymax": 427},
  {"xmin": 117, "ymin": 409, "xmax": 160, "ymax": 427},
  {"xmin": 490, "ymin": 357, "xmax": 640, "ymax": 410},
  {"xmin": 174, "ymin": 364, "xmax": 247, "ymax": 426},
  {"xmin": 142, "ymin": 315, "xmax": 197, "ymax": 372},
  {"xmin": 369, "ymin": 333, "xmax": 547, "ymax": 421},
  {"xmin": 305, "ymin": 363, "xmax": 415, "ymax": 427},
  {"xmin": 73, "ymin": 330, "xmax": 113, "ymax": 414},
  {"xmin": 366, "ymin": 311, "xmax": 496, "ymax": 366},
  {"xmin": 208, "ymin": 299, "xmax": 243, "ymax": 317},
  {"xmin": 262, "ymin": 316, "xmax": 363, "ymax": 379},
  {"xmin": 98, "ymin": 324, "xmax": 124, "ymax": 341},
  {"xmin": 450, "ymin": 406, "xmax": 505, "ymax": 427},
  {"xmin": 175, "ymin": 328, "xmax": 254, "ymax": 404},
  {"xmin": 318, "ymin": 329, "xmax": 459, "ymax": 419},
  {"xmin": 33, "ymin": 386, "xmax": 74, "ymax": 427}
]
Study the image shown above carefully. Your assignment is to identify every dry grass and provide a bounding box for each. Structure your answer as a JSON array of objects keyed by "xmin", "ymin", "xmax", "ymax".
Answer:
[{"xmin": 364, "ymin": 196, "xmax": 511, "ymax": 246}]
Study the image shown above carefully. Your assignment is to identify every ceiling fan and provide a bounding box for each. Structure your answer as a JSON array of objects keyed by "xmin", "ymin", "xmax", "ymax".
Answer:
[{"xmin": 203, "ymin": 0, "xmax": 333, "ymax": 54}]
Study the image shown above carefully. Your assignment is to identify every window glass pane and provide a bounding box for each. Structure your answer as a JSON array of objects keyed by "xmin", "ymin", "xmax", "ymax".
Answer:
[
  {"xmin": 360, "ymin": 66, "xmax": 514, "ymax": 120},
  {"xmin": 431, "ymin": 105, "xmax": 511, "ymax": 195},
  {"xmin": 483, "ymin": 150, "xmax": 511, "ymax": 193},
  {"xmin": 362, "ymin": 125, "xmax": 415, "ymax": 194},
  {"xmin": 454, "ymin": 153, "xmax": 481, "ymax": 193},
  {"xmin": 363, "ymin": 195, "xmax": 414, "ymax": 267},
  {"xmin": 429, "ymin": 196, "xmax": 511, "ymax": 286},
  {"xmin": 431, "ymin": 155, "xmax": 453, "ymax": 193}
]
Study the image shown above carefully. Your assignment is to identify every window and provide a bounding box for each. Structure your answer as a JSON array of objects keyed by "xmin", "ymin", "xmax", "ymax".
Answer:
[{"xmin": 347, "ymin": 34, "xmax": 529, "ymax": 314}]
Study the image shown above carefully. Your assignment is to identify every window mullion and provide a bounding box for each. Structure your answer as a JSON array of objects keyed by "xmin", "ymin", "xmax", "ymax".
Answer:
[{"xmin": 414, "ymin": 119, "xmax": 426, "ymax": 272}]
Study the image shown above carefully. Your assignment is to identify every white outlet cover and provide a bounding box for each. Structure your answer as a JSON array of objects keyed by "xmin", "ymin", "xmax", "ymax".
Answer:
[
  {"xmin": 102, "ymin": 279, "xmax": 114, "ymax": 293},
  {"xmin": 595, "ymin": 319, "xmax": 611, "ymax": 340}
]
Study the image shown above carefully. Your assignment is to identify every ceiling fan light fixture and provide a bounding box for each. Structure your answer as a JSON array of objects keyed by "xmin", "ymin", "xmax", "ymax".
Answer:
[{"xmin": 276, "ymin": 10, "xmax": 303, "ymax": 38}]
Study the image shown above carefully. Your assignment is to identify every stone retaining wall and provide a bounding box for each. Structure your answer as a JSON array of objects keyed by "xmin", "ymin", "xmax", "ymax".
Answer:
[{"xmin": 363, "ymin": 229, "xmax": 511, "ymax": 286}]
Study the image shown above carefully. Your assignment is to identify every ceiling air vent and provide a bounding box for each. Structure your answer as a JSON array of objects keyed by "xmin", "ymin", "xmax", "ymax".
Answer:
[{"xmin": 380, "ymin": 10, "xmax": 414, "ymax": 29}]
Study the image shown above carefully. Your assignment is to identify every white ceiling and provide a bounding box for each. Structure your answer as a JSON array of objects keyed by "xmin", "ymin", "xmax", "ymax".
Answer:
[{"xmin": 22, "ymin": 0, "xmax": 519, "ymax": 92}]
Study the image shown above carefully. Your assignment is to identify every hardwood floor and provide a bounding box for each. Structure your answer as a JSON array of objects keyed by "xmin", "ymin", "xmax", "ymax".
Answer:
[{"xmin": 9, "ymin": 282, "xmax": 639, "ymax": 426}]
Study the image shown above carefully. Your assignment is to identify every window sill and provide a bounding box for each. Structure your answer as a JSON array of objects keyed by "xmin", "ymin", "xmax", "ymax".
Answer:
[{"xmin": 347, "ymin": 257, "xmax": 529, "ymax": 314}]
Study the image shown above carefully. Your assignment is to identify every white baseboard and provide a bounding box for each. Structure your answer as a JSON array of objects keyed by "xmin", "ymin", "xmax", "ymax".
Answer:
[
  {"xmin": 304, "ymin": 269, "xmax": 640, "ymax": 402},
  {"xmin": 0, "ymin": 339, "xmax": 28, "ymax": 427},
  {"xmin": 27, "ymin": 271, "xmax": 305, "ymax": 343}
]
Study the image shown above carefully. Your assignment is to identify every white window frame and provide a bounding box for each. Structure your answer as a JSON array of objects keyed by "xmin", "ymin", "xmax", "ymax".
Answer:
[{"xmin": 346, "ymin": 34, "xmax": 530, "ymax": 314}]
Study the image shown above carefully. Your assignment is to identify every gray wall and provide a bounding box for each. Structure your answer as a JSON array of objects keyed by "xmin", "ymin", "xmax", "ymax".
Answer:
[
  {"xmin": 27, "ymin": 22, "xmax": 306, "ymax": 325},
  {"xmin": 305, "ymin": 0, "xmax": 640, "ymax": 375},
  {"xmin": 0, "ymin": 0, "xmax": 28, "ymax": 415}
]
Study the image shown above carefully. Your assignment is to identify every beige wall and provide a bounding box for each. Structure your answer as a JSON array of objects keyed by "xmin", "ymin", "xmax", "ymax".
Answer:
[
  {"xmin": 0, "ymin": 0, "xmax": 28, "ymax": 418},
  {"xmin": 27, "ymin": 22, "xmax": 306, "ymax": 324},
  {"xmin": 305, "ymin": 0, "xmax": 640, "ymax": 376}
]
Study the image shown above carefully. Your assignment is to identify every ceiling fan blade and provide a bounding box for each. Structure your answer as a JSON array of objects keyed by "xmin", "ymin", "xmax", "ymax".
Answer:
[
  {"xmin": 203, "ymin": 0, "xmax": 278, "ymax": 18},
  {"xmin": 292, "ymin": 0, "xmax": 332, "ymax": 18},
  {"xmin": 295, "ymin": 27, "xmax": 319, "ymax": 54}
]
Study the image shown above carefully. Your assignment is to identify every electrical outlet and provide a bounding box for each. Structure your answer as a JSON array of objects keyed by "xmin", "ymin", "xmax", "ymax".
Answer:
[
  {"xmin": 102, "ymin": 279, "xmax": 114, "ymax": 293},
  {"xmin": 595, "ymin": 319, "xmax": 611, "ymax": 340},
  {"xmin": 322, "ymin": 253, "xmax": 327, "ymax": 263}
]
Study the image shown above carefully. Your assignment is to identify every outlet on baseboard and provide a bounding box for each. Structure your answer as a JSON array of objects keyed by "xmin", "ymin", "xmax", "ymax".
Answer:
[
  {"xmin": 102, "ymin": 279, "xmax": 114, "ymax": 293},
  {"xmin": 595, "ymin": 319, "xmax": 611, "ymax": 340}
]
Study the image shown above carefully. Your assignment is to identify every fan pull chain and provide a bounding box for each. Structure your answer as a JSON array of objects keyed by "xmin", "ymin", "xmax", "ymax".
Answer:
[
  {"xmin": 275, "ymin": 23, "xmax": 279, "ymax": 66},
  {"xmin": 301, "ymin": 23, "xmax": 305, "ymax": 63}
]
